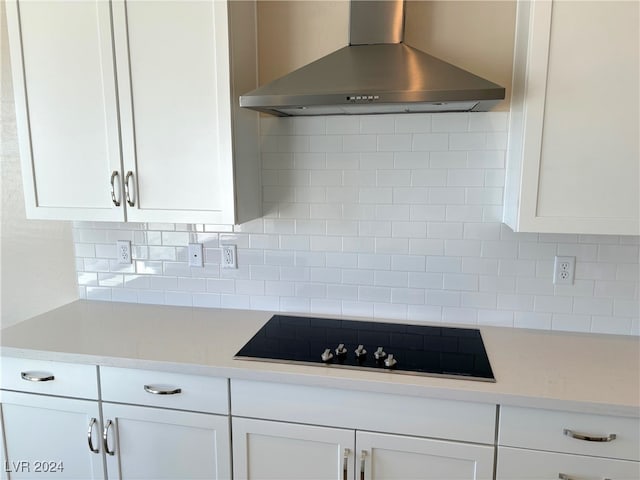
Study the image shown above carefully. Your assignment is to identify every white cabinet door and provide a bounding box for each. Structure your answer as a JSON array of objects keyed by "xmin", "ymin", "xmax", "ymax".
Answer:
[
  {"xmin": 496, "ymin": 446, "xmax": 640, "ymax": 480},
  {"xmin": 0, "ymin": 391, "xmax": 104, "ymax": 479},
  {"xmin": 232, "ymin": 417, "xmax": 355, "ymax": 480},
  {"xmin": 111, "ymin": 0, "xmax": 236, "ymax": 224},
  {"xmin": 357, "ymin": 431, "xmax": 494, "ymax": 480},
  {"xmin": 6, "ymin": 0, "xmax": 124, "ymax": 221},
  {"xmin": 102, "ymin": 403, "xmax": 231, "ymax": 480},
  {"xmin": 504, "ymin": 0, "xmax": 639, "ymax": 235}
]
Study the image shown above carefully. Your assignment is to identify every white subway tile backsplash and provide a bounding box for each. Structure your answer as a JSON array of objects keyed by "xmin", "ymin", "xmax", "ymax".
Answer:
[
  {"xmin": 407, "ymin": 305, "xmax": 442, "ymax": 322},
  {"xmin": 378, "ymin": 134, "xmax": 412, "ymax": 151},
  {"xmin": 468, "ymin": 112, "xmax": 508, "ymax": 132},
  {"xmin": 394, "ymin": 152, "xmax": 430, "ymax": 169},
  {"xmin": 391, "ymin": 255, "xmax": 426, "ymax": 272},
  {"xmin": 447, "ymin": 169, "xmax": 484, "ymax": 187},
  {"xmin": 449, "ymin": 133, "xmax": 486, "ymax": 150},
  {"xmin": 193, "ymin": 293, "xmax": 222, "ymax": 308},
  {"xmin": 112, "ymin": 289, "xmax": 138, "ymax": 303},
  {"xmin": 342, "ymin": 301, "xmax": 375, "ymax": 317},
  {"xmin": 86, "ymin": 287, "xmax": 112, "ymax": 301},
  {"xmin": 375, "ymin": 238, "xmax": 409, "ymax": 254},
  {"xmin": 391, "ymin": 288, "xmax": 425, "ymax": 305},
  {"xmin": 77, "ymin": 272, "xmax": 98, "ymax": 286},
  {"xmin": 432, "ymin": 113, "xmax": 469, "ymax": 132},
  {"xmin": 343, "ymin": 134, "xmax": 377, "ymax": 152},
  {"xmin": 137, "ymin": 290, "xmax": 166, "ymax": 304},
  {"xmin": 590, "ymin": 316, "xmax": 633, "ymax": 335},
  {"xmin": 412, "ymin": 133, "xmax": 449, "ymax": 151},
  {"xmin": 552, "ymin": 314, "xmax": 591, "ymax": 333},
  {"xmin": 442, "ymin": 307, "xmax": 477, "ymax": 324},
  {"xmin": 461, "ymin": 292, "xmax": 496, "ymax": 309},
  {"xmin": 443, "ymin": 274, "xmax": 478, "ymax": 291},
  {"xmin": 478, "ymin": 310, "xmax": 513, "ymax": 327},
  {"xmin": 310, "ymin": 135, "xmax": 342, "ymax": 153},
  {"xmin": 71, "ymin": 113, "xmax": 638, "ymax": 335},
  {"xmin": 445, "ymin": 240, "xmax": 481, "ymax": 257},
  {"xmin": 98, "ymin": 273, "xmax": 123, "ymax": 288},
  {"xmin": 395, "ymin": 114, "xmax": 431, "ymax": 133},
  {"xmin": 514, "ymin": 312, "xmax": 552, "ymax": 330},
  {"xmin": 534, "ymin": 295, "xmax": 573, "ymax": 314},
  {"xmin": 408, "ymin": 272, "xmax": 443, "ymax": 289}
]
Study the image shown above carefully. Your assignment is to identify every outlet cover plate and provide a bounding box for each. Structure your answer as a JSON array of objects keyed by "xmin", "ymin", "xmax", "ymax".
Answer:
[
  {"xmin": 188, "ymin": 243, "xmax": 204, "ymax": 267},
  {"xmin": 221, "ymin": 245, "xmax": 237, "ymax": 269},
  {"xmin": 117, "ymin": 240, "xmax": 131, "ymax": 265},
  {"xmin": 553, "ymin": 256, "xmax": 575, "ymax": 285}
]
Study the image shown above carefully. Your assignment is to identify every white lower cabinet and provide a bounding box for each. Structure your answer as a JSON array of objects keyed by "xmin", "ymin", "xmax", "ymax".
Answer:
[
  {"xmin": 99, "ymin": 367, "xmax": 232, "ymax": 480},
  {"xmin": 232, "ymin": 417, "xmax": 493, "ymax": 480},
  {"xmin": 102, "ymin": 403, "xmax": 231, "ymax": 480},
  {"xmin": 497, "ymin": 447, "xmax": 640, "ymax": 480},
  {"xmin": 232, "ymin": 418, "xmax": 353, "ymax": 480},
  {"xmin": 497, "ymin": 406, "xmax": 640, "ymax": 480},
  {"xmin": 0, "ymin": 391, "xmax": 104, "ymax": 479},
  {"xmin": 358, "ymin": 431, "xmax": 494, "ymax": 480},
  {"xmin": 230, "ymin": 380, "xmax": 496, "ymax": 480}
]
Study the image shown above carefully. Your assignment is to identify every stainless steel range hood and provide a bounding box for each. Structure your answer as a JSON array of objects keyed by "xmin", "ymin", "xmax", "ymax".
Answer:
[{"xmin": 240, "ymin": 0, "xmax": 505, "ymax": 117}]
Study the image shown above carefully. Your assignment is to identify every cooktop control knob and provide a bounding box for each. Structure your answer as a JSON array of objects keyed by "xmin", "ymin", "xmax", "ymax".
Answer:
[
  {"xmin": 321, "ymin": 349, "xmax": 334, "ymax": 363},
  {"xmin": 335, "ymin": 343, "xmax": 347, "ymax": 356},
  {"xmin": 384, "ymin": 354, "xmax": 397, "ymax": 368},
  {"xmin": 354, "ymin": 344, "xmax": 367, "ymax": 358},
  {"xmin": 374, "ymin": 347, "xmax": 387, "ymax": 360}
]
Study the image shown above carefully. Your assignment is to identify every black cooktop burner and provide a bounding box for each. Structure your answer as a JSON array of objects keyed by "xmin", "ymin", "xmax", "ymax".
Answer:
[{"xmin": 235, "ymin": 315, "xmax": 495, "ymax": 382}]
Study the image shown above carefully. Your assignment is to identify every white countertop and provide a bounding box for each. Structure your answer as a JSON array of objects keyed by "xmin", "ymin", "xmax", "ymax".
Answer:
[{"xmin": 1, "ymin": 300, "xmax": 638, "ymax": 417}]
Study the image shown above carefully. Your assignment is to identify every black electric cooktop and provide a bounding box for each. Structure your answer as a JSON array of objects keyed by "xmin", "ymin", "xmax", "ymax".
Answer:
[{"xmin": 235, "ymin": 315, "xmax": 495, "ymax": 382}]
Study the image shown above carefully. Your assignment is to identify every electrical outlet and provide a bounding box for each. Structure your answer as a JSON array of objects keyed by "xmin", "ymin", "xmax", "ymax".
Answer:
[
  {"xmin": 221, "ymin": 245, "xmax": 237, "ymax": 269},
  {"xmin": 553, "ymin": 256, "xmax": 575, "ymax": 285},
  {"xmin": 117, "ymin": 240, "xmax": 131, "ymax": 264},
  {"xmin": 188, "ymin": 243, "xmax": 204, "ymax": 267}
]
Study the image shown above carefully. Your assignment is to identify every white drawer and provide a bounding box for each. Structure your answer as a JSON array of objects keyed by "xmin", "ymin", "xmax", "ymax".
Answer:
[
  {"xmin": 0, "ymin": 357, "xmax": 98, "ymax": 399},
  {"xmin": 231, "ymin": 379, "xmax": 496, "ymax": 444},
  {"xmin": 497, "ymin": 446, "xmax": 640, "ymax": 480},
  {"xmin": 499, "ymin": 406, "xmax": 640, "ymax": 461},
  {"xmin": 100, "ymin": 367, "xmax": 229, "ymax": 415}
]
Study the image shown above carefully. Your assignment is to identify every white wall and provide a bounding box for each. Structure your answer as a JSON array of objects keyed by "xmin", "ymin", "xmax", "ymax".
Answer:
[
  {"xmin": 1, "ymin": 4, "xmax": 78, "ymax": 328},
  {"xmin": 73, "ymin": 113, "xmax": 639, "ymax": 336}
]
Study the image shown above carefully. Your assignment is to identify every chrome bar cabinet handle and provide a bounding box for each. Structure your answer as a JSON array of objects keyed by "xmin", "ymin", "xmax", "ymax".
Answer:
[
  {"xmin": 21, "ymin": 371, "xmax": 54, "ymax": 382},
  {"xmin": 110, "ymin": 171, "xmax": 121, "ymax": 207},
  {"xmin": 563, "ymin": 428, "xmax": 617, "ymax": 442},
  {"xmin": 360, "ymin": 450, "xmax": 367, "ymax": 480},
  {"xmin": 124, "ymin": 171, "xmax": 135, "ymax": 207},
  {"xmin": 342, "ymin": 448, "xmax": 350, "ymax": 480},
  {"xmin": 143, "ymin": 385, "xmax": 182, "ymax": 395},
  {"xmin": 103, "ymin": 419, "xmax": 115, "ymax": 456},
  {"xmin": 559, "ymin": 474, "xmax": 612, "ymax": 480},
  {"xmin": 87, "ymin": 418, "xmax": 99, "ymax": 454}
]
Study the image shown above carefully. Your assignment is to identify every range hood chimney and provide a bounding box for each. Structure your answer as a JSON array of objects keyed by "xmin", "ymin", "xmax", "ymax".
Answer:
[{"xmin": 240, "ymin": 0, "xmax": 505, "ymax": 117}]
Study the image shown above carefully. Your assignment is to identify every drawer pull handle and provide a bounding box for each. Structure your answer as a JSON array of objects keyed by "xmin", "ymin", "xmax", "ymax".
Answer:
[
  {"xmin": 21, "ymin": 371, "xmax": 55, "ymax": 382},
  {"xmin": 359, "ymin": 450, "xmax": 367, "ymax": 480},
  {"xmin": 144, "ymin": 385, "xmax": 182, "ymax": 395},
  {"xmin": 103, "ymin": 419, "xmax": 115, "ymax": 456},
  {"xmin": 124, "ymin": 171, "xmax": 135, "ymax": 207},
  {"xmin": 563, "ymin": 429, "xmax": 617, "ymax": 442},
  {"xmin": 87, "ymin": 418, "xmax": 99, "ymax": 454},
  {"xmin": 343, "ymin": 448, "xmax": 350, "ymax": 480},
  {"xmin": 110, "ymin": 171, "xmax": 121, "ymax": 207},
  {"xmin": 559, "ymin": 474, "xmax": 612, "ymax": 480}
]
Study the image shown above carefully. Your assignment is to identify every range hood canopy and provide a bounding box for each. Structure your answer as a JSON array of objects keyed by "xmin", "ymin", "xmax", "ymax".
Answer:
[{"xmin": 240, "ymin": 0, "xmax": 505, "ymax": 117}]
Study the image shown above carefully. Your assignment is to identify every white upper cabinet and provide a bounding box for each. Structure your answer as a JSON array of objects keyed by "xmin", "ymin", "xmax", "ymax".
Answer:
[
  {"xmin": 7, "ymin": 0, "xmax": 123, "ymax": 221},
  {"xmin": 504, "ymin": 0, "xmax": 639, "ymax": 235},
  {"xmin": 7, "ymin": 0, "xmax": 260, "ymax": 225}
]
